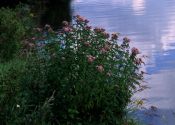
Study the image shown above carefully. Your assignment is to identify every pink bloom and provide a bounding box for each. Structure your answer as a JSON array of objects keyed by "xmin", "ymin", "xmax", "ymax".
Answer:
[
  {"xmin": 63, "ymin": 26, "xmax": 72, "ymax": 32},
  {"xmin": 131, "ymin": 47, "xmax": 140, "ymax": 55},
  {"xmin": 87, "ymin": 55, "xmax": 96, "ymax": 63},
  {"xmin": 94, "ymin": 27, "xmax": 105, "ymax": 33},
  {"xmin": 76, "ymin": 15, "xmax": 87, "ymax": 23},
  {"xmin": 123, "ymin": 37, "xmax": 130, "ymax": 43},
  {"xmin": 100, "ymin": 48, "xmax": 107, "ymax": 53},
  {"xmin": 100, "ymin": 44, "xmax": 111, "ymax": 53},
  {"xmin": 63, "ymin": 27, "xmax": 69, "ymax": 32},
  {"xmin": 96, "ymin": 65, "xmax": 104, "ymax": 73},
  {"xmin": 111, "ymin": 33, "xmax": 119, "ymax": 40}
]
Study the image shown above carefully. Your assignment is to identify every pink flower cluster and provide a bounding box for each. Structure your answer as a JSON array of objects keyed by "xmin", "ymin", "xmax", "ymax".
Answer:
[
  {"xmin": 94, "ymin": 27, "xmax": 110, "ymax": 38},
  {"xmin": 123, "ymin": 37, "xmax": 131, "ymax": 43},
  {"xmin": 63, "ymin": 26, "xmax": 73, "ymax": 33},
  {"xmin": 100, "ymin": 48, "xmax": 107, "ymax": 53},
  {"xmin": 76, "ymin": 15, "xmax": 89, "ymax": 23},
  {"xmin": 62, "ymin": 20, "xmax": 73, "ymax": 33},
  {"xmin": 87, "ymin": 55, "xmax": 96, "ymax": 63},
  {"xmin": 94, "ymin": 27, "xmax": 105, "ymax": 33},
  {"xmin": 87, "ymin": 55, "xmax": 105, "ymax": 73},
  {"xmin": 96, "ymin": 65, "xmax": 104, "ymax": 73},
  {"xmin": 100, "ymin": 44, "xmax": 111, "ymax": 54},
  {"xmin": 111, "ymin": 33, "xmax": 119, "ymax": 40},
  {"xmin": 131, "ymin": 47, "xmax": 140, "ymax": 55}
]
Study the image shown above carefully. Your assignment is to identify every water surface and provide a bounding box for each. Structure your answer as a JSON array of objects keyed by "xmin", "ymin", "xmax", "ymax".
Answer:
[{"xmin": 72, "ymin": 0, "xmax": 175, "ymax": 124}]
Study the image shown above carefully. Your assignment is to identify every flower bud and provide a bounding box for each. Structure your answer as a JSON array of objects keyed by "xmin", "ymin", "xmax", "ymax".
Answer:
[
  {"xmin": 111, "ymin": 33, "xmax": 119, "ymax": 40},
  {"xmin": 123, "ymin": 37, "xmax": 130, "ymax": 43},
  {"xmin": 96, "ymin": 65, "xmax": 104, "ymax": 73},
  {"xmin": 131, "ymin": 47, "xmax": 140, "ymax": 55},
  {"xmin": 87, "ymin": 55, "xmax": 96, "ymax": 63}
]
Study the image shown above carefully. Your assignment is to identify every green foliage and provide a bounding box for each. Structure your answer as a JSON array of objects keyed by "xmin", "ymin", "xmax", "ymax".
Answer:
[
  {"xmin": 0, "ymin": 59, "xmax": 26, "ymax": 124},
  {"xmin": 0, "ymin": 5, "xmax": 34, "ymax": 62},
  {"xmin": 0, "ymin": 15, "xmax": 144, "ymax": 125}
]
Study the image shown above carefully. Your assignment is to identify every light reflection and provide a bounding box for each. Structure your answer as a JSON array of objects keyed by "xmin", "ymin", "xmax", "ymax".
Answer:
[
  {"xmin": 110, "ymin": 0, "xmax": 129, "ymax": 5},
  {"xmin": 161, "ymin": 15, "xmax": 175, "ymax": 51},
  {"xmin": 132, "ymin": 0, "xmax": 145, "ymax": 15},
  {"xmin": 73, "ymin": 0, "xmax": 83, "ymax": 3}
]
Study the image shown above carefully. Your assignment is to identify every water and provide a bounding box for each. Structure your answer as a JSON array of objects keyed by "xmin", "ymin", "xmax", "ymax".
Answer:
[{"xmin": 72, "ymin": 0, "xmax": 175, "ymax": 124}]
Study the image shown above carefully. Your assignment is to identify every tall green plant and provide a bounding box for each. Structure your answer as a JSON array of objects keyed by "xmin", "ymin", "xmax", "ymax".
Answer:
[
  {"xmin": 16, "ymin": 15, "xmax": 144, "ymax": 124},
  {"xmin": 0, "ymin": 15, "xmax": 145, "ymax": 125}
]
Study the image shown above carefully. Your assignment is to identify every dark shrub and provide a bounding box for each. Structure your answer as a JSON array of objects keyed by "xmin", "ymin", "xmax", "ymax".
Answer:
[{"xmin": 0, "ymin": 5, "xmax": 34, "ymax": 62}]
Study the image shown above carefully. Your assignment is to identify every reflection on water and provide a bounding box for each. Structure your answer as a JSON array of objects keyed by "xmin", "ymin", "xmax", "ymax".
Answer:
[
  {"xmin": 132, "ymin": 0, "xmax": 145, "ymax": 15},
  {"xmin": 72, "ymin": 0, "xmax": 175, "ymax": 124}
]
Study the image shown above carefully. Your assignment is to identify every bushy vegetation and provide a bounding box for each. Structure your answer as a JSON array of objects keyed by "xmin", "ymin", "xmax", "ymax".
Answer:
[
  {"xmin": 0, "ymin": 6, "xmax": 145, "ymax": 125},
  {"xmin": 0, "ymin": 4, "xmax": 34, "ymax": 62}
]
